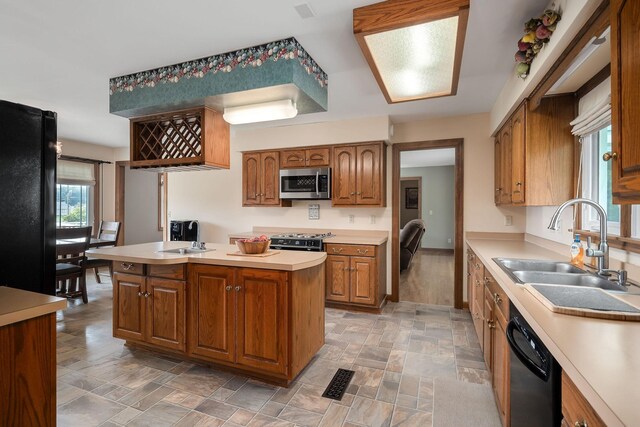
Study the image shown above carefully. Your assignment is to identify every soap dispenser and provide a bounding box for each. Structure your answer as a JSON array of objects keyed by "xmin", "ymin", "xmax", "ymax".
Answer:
[{"xmin": 570, "ymin": 234, "xmax": 584, "ymax": 266}]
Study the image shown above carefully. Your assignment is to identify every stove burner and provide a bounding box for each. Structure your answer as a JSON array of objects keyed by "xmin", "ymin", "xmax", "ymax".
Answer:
[{"xmin": 269, "ymin": 232, "xmax": 332, "ymax": 251}]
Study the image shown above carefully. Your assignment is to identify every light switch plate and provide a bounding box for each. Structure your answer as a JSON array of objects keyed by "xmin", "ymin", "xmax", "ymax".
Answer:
[{"xmin": 308, "ymin": 204, "xmax": 320, "ymax": 220}]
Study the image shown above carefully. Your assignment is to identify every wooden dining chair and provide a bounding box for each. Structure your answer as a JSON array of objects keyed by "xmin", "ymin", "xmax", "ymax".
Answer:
[
  {"xmin": 56, "ymin": 226, "xmax": 92, "ymax": 303},
  {"xmin": 85, "ymin": 221, "xmax": 121, "ymax": 283}
]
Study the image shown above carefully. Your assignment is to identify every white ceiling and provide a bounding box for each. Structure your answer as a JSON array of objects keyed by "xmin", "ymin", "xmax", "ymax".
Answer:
[
  {"xmin": 0, "ymin": 0, "xmax": 548, "ymax": 147},
  {"xmin": 401, "ymin": 148, "xmax": 455, "ymax": 168}
]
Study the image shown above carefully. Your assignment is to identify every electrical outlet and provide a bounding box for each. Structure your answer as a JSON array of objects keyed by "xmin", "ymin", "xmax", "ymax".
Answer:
[
  {"xmin": 429, "ymin": 210, "xmax": 433, "ymax": 216},
  {"xmin": 370, "ymin": 215, "xmax": 376, "ymax": 224},
  {"xmin": 447, "ymin": 238, "xmax": 452, "ymax": 244},
  {"xmin": 348, "ymin": 214, "xmax": 355, "ymax": 223},
  {"xmin": 308, "ymin": 204, "xmax": 320, "ymax": 220},
  {"xmin": 168, "ymin": 211, "xmax": 172, "ymax": 218},
  {"xmin": 504, "ymin": 215, "xmax": 513, "ymax": 226}
]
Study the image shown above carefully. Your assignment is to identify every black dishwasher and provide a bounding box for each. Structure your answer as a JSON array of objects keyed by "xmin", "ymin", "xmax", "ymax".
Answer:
[{"xmin": 507, "ymin": 302, "xmax": 561, "ymax": 427}]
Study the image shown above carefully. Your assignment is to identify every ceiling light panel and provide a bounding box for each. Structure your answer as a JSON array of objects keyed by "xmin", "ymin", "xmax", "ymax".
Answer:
[
  {"xmin": 364, "ymin": 17, "xmax": 458, "ymax": 101},
  {"xmin": 353, "ymin": 0, "xmax": 469, "ymax": 104}
]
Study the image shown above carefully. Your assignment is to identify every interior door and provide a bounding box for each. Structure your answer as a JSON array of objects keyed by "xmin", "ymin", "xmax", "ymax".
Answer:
[
  {"xmin": 326, "ymin": 255, "xmax": 350, "ymax": 302},
  {"xmin": 260, "ymin": 151, "xmax": 280, "ymax": 205},
  {"xmin": 242, "ymin": 153, "xmax": 261, "ymax": 206},
  {"xmin": 188, "ymin": 265, "xmax": 235, "ymax": 363},
  {"xmin": 332, "ymin": 146, "xmax": 357, "ymax": 205},
  {"xmin": 356, "ymin": 144, "xmax": 381, "ymax": 205},
  {"xmin": 236, "ymin": 268, "xmax": 288, "ymax": 374},
  {"xmin": 146, "ymin": 277, "xmax": 185, "ymax": 351}
]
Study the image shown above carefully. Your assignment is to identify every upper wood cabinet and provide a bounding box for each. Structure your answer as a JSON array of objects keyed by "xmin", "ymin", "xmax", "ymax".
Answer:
[
  {"xmin": 280, "ymin": 147, "xmax": 330, "ymax": 168},
  {"xmin": 242, "ymin": 151, "xmax": 290, "ymax": 207},
  {"xmin": 495, "ymin": 96, "xmax": 575, "ymax": 206},
  {"xmin": 333, "ymin": 142, "xmax": 386, "ymax": 207},
  {"xmin": 611, "ymin": 0, "xmax": 640, "ymax": 203}
]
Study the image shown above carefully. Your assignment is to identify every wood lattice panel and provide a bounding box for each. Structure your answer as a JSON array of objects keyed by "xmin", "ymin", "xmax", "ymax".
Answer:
[{"xmin": 133, "ymin": 111, "xmax": 203, "ymax": 162}]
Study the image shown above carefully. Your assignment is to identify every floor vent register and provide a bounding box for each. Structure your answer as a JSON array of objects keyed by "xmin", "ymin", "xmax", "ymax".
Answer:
[{"xmin": 322, "ymin": 368, "xmax": 355, "ymax": 400}]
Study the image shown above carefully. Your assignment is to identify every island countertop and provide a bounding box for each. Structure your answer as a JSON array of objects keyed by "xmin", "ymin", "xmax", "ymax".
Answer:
[
  {"xmin": 0, "ymin": 287, "xmax": 66, "ymax": 327},
  {"xmin": 467, "ymin": 237, "xmax": 640, "ymax": 427},
  {"xmin": 87, "ymin": 241, "xmax": 326, "ymax": 271}
]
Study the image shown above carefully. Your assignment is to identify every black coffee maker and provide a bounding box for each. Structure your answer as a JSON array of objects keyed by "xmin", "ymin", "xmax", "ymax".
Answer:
[{"xmin": 170, "ymin": 220, "xmax": 199, "ymax": 241}]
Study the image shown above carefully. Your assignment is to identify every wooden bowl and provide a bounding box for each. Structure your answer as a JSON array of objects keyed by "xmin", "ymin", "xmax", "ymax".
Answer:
[{"xmin": 236, "ymin": 239, "xmax": 270, "ymax": 254}]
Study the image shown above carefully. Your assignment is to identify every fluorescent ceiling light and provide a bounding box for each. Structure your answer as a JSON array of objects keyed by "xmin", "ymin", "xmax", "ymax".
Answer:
[
  {"xmin": 353, "ymin": 0, "xmax": 469, "ymax": 103},
  {"xmin": 223, "ymin": 99, "xmax": 298, "ymax": 125}
]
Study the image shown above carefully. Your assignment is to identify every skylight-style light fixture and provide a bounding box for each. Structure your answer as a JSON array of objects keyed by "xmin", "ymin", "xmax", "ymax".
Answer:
[
  {"xmin": 353, "ymin": 0, "xmax": 469, "ymax": 103},
  {"xmin": 223, "ymin": 100, "xmax": 298, "ymax": 125}
]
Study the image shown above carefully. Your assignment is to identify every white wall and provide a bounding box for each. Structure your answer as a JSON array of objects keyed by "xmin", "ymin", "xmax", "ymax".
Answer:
[
  {"xmin": 58, "ymin": 139, "xmax": 117, "ymax": 222},
  {"xmin": 124, "ymin": 167, "xmax": 164, "ymax": 244},
  {"xmin": 401, "ymin": 166, "xmax": 455, "ymax": 249},
  {"xmin": 392, "ymin": 113, "xmax": 527, "ymax": 236}
]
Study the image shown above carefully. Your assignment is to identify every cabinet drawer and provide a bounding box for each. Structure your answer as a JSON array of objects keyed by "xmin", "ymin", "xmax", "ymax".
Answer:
[
  {"xmin": 113, "ymin": 261, "xmax": 145, "ymax": 275},
  {"xmin": 306, "ymin": 148, "xmax": 330, "ymax": 167},
  {"xmin": 148, "ymin": 264, "xmax": 186, "ymax": 280},
  {"xmin": 562, "ymin": 372, "xmax": 605, "ymax": 427},
  {"xmin": 280, "ymin": 149, "xmax": 307, "ymax": 168},
  {"xmin": 325, "ymin": 244, "xmax": 375, "ymax": 257}
]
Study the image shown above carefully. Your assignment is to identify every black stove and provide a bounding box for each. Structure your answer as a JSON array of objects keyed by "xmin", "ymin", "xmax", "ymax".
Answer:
[{"xmin": 270, "ymin": 232, "xmax": 332, "ymax": 252}]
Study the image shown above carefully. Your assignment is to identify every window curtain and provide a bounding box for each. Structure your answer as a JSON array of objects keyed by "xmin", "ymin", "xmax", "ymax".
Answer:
[
  {"xmin": 570, "ymin": 76, "xmax": 611, "ymax": 137},
  {"xmin": 57, "ymin": 159, "xmax": 96, "ymax": 185}
]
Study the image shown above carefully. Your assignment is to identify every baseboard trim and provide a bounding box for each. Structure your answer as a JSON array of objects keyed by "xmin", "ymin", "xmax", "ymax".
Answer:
[
  {"xmin": 462, "ymin": 301, "xmax": 469, "ymax": 310},
  {"xmin": 419, "ymin": 248, "xmax": 454, "ymax": 255}
]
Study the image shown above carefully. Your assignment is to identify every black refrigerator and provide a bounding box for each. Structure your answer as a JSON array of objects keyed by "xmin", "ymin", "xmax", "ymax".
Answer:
[{"xmin": 0, "ymin": 100, "xmax": 57, "ymax": 295}]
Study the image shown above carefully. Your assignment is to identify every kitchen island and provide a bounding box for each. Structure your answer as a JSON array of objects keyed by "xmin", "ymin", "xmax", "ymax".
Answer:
[{"xmin": 88, "ymin": 241, "xmax": 326, "ymax": 386}]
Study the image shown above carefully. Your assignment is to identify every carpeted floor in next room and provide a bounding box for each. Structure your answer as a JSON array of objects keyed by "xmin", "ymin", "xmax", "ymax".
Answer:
[{"xmin": 55, "ymin": 274, "xmax": 499, "ymax": 427}]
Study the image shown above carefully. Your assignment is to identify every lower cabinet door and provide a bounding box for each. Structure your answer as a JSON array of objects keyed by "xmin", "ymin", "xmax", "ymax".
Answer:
[
  {"xmin": 188, "ymin": 265, "xmax": 235, "ymax": 363},
  {"xmin": 483, "ymin": 287, "xmax": 494, "ymax": 370},
  {"xmin": 146, "ymin": 277, "xmax": 186, "ymax": 351},
  {"xmin": 493, "ymin": 307, "xmax": 510, "ymax": 427},
  {"xmin": 113, "ymin": 273, "xmax": 146, "ymax": 342},
  {"xmin": 350, "ymin": 256, "xmax": 376, "ymax": 305},
  {"xmin": 235, "ymin": 268, "xmax": 288, "ymax": 375},
  {"xmin": 326, "ymin": 255, "xmax": 350, "ymax": 302}
]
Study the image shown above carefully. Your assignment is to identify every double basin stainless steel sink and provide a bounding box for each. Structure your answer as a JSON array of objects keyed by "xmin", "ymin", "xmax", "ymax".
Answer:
[
  {"xmin": 159, "ymin": 248, "xmax": 215, "ymax": 255},
  {"xmin": 493, "ymin": 258, "xmax": 627, "ymax": 292}
]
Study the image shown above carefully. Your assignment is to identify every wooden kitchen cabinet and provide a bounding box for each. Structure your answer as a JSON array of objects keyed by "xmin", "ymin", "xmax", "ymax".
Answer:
[
  {"xmin": 494, "ymin": 96, "xmax": 574, "ymax": 206},
  {"xmin": 562, "ymin": 372, "xmax": 605, "ymax": 427},
  {"xmin": 242, "ymin": 151, "xmax": 291, "ymax": 207},
  {"xmin": 189, "ymin": 265, "xmax": 289, "ymax": 375},
  {"xmin": 483, "ymin": 285, "xmax": 493, "ymax": 370},
  {"xmin": 113, "ymin": 267, "xmax": 187, "ymax": 351},
  {"xmin": 611, "ymin": 0, "xmax": 640, "ymax": 203},
  {"xmin": 467, "ymin": 251, "xmax": 485, "ymax": 347},
  {"xmin": 325, "ymin": 242, "xmax": 386, "ymax": 311},
  {"xmin": 280, "ymin": 147, "xmax": 330, "ymax": 168},
  {"xmin": 332, "ymin": 142, "xmax": 386, "ymax": 207}
]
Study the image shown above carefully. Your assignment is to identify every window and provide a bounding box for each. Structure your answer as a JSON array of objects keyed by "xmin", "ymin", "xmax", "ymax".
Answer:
[
  {"xmin": 580, "ymin": 125, "xmax": 620, "ymax": 235},
  {"xmin": 56, "ymin": 159, "xmax": 99, "ymax": 231}
]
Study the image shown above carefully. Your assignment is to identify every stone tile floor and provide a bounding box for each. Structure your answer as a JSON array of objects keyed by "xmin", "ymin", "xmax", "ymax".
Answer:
[{"xmin": 56, "ymin": 276, "xmax": 492, "ymax": 426}]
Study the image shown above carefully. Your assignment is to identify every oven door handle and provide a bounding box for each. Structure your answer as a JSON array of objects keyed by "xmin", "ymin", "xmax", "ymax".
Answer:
[
  {"xmin": 506, "ymin": 318, "xmax": 550, "ymax": 381},
  {"xmin": 315, "ymin": 170, "xmax": 320, "ymax": 196}
]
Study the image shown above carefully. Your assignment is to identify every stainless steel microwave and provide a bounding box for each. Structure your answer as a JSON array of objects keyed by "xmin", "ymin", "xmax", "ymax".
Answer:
[{"xmin": 279, "ymin": 167, "xmax": 331, "ymax": 199}]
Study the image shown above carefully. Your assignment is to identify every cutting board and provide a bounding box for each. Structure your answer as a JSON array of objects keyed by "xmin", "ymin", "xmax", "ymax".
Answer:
[
  {"xmin": 226, "ymin": 250, "xmax": 280, "ymax": 257},
  {"xmin": 525, "ymin": 284, "xmax": 640, "ymax": 321}
]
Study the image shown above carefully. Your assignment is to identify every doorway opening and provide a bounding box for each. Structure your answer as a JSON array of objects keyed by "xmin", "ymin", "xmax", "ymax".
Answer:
[{"xmin": 391, "ymin": 139, "xmax": 464, "ymax": 308}]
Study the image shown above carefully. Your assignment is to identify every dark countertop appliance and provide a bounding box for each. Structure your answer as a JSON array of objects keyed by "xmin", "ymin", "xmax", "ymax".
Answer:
[
  {"xmin": 507, "ymin": 301, "xmax": 561, "ymax": 427},
  {"xmin": 270, "ymin": 232, "xmax": 332, "ymax": 252},
  {"xmin": 170, "ymin": 220, "xmax": 199, "ymax": 241},
  {"xmin": 0, "ymin": 100, "xmax": 57, "ymax": 295},
  {"xmin": 279, "ymin": 167, "xmax": 331, "ymax": 199}
]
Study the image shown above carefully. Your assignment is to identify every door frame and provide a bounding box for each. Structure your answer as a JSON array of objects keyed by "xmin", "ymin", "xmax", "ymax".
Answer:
[
  {"xmin": 400, "ymin": 176, "xmax": 423, "ymax": 225},
  {"xmin": 391, "ymin": 139, "xmax": 464, "ymax": 308}
]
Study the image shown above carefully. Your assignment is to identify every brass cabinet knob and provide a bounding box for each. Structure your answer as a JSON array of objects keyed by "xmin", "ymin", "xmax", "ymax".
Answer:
[
  {"xmin": 574, "ymin": 421, "xmax": 588, "ymax": 427},
  {"xmin": 494, "ymin": 293, "xmax": 503, "ymax": 304},
  {"xmin": 121, "ymin": 263, "xmax": 134, "ymax": 270},
  {"xmin": 350, "ymin": 192, "xmax": 355, "ymax": 195},
  {"xmin": 487, "ymin": 319, "xmax": 495, "ymax": 329},
  {"xmin": 225, "ymin": 285, "xmax": 231, "ymax": 291},
  {"xmin": 144, "ymin": 292, "xmax": 150, "ymax": 298},
  {"xmin": 137, "ymin": 291, "xmax": 143, "ymax": 297},
  {"xmin": 235, "ymin": 286, "xmax": 241, "ymax": 292},
  {"xmin": 333, "ymin": 248, "xmax": 343, "ymax": 253},
  {"xmin": 603, "ymin": 152, "xmax": 618, "ymax": 161},
  {"xmin": 356, "ymin": 249, "xmax": 369, "ymax": 254}
]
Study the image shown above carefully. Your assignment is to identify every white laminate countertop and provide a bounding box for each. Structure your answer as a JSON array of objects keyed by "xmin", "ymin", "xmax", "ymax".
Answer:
[
  {"xmin": 87, "ymin": 241, "xmax": 326, "ymax": 271},
  {"xmin": 229, "ymin": 229, "xmax": 389, "ymax": 246},
  {"xmin": 0, "ymin": 287, "xmax": 66, "ymax": 327},
  {"xmin": 467, "ymin": 238, "xmax": 640, "ymax": 427}
]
